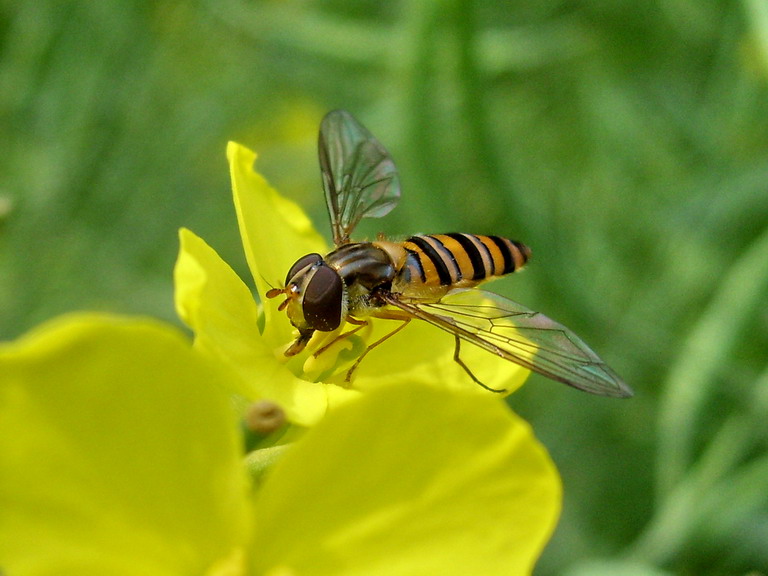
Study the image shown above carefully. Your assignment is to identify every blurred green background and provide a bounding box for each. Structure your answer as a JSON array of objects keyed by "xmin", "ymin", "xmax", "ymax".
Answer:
[{"xmin": 2, "ymin": 1, "xmax": 768, "ymax": 574}]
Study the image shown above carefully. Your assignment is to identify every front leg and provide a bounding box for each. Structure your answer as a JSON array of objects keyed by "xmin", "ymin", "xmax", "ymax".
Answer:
[{"xmin": 285, "ymin": 327, "xmax": 315, "ymax": 356}]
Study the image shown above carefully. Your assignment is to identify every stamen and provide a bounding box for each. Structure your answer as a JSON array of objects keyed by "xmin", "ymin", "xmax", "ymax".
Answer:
[{"xmin": 244, "ymin": 400, "xmax": 286, "ymax": 436}]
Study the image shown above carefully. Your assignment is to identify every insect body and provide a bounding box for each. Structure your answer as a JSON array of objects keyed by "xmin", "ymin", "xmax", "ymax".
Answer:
[{"xmin": 267, "ymin": 110, "xmax": 633, "ymax": 398}]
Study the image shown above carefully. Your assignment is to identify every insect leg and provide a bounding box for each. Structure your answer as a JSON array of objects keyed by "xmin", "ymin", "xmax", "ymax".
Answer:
[
  {"xmin": 312, "ymin": 318, "xmax": 369, "ymax": 358},
  {"xmin": 345, "ymin": 318, "xmax": 411, "ymax": 383},
  {"xmin": 452, "ymin": 334, "xmax": 506, "ymax": 393}
]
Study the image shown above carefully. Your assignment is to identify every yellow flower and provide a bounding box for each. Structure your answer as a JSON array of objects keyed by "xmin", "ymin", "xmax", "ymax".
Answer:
[
  {"xmin": 0, "ymin": 314, "xmax": 561, "ymax": 575},
  {"xmin": 174, "ymin": 142, "xmax": 530, "ymax": 426},
  {"xmin": 0, "ymin": 315, "xmax": 250, "ymax": 575},
  {"xmin": 0, "ymin": 139, "xmax": 563, "ymax": 575}
]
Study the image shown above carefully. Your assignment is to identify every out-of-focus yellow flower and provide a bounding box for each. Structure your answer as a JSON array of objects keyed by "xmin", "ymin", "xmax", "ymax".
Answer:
[
  {"xmin": 0, "ymin": 314, "xmax": 561, "ymax": 576},
  {"xmin": 175, "ymin": 142, "xmax": 530, "ymax": 426},
  {"xmin": 0, "ymin": 315, "xmax": 250, "ymax": 575},
  {"xmin": 249, "ymin": 382, "xmax": 562, "ymax": 576}
]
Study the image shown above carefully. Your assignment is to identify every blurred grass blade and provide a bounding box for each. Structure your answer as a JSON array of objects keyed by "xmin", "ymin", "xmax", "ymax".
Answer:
[
  {"xmin": 744, "ymin": 0, "xmax": 768, "ymax": 75},
  {"xmin": 656, "ymin": 225, "xmax": 768, "ymax": 496}
]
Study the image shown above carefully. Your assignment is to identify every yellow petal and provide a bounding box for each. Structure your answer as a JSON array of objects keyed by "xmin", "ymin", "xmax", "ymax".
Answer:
[
  {"xmin": 250, "ymin": 383, "xmax": 561, "ymax": 576},
  {"xmin": 0, "ymin": 314, "xmax": 249, "ymax": 575},
  {"xmin": 348, "ymin": 315, "xmax": 530, "ymax": 395},
  {"xmin": 174, "ymin": 227, "xmax": 358, "ymax": 426},
  {"xmin": 228, "ymin": 141, "xmax": 327, "ymax": 346}
]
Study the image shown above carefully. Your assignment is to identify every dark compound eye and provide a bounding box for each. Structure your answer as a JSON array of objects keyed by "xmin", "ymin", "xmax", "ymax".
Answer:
[
  {"xmin": 285, "ymin": 253, "xmax": 323, "ymax": 285},
  {"xmin": 302, "ymin": 265, "xmax": 344, "ymax": 331}
]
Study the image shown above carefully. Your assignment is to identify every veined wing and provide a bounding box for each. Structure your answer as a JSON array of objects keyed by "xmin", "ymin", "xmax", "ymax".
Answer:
[
  {"xmin": 378, "ymin": 289, "xmax": 633, "ymax": 398},
  {"xmin": 318, "ymin": 110, "xmax": 401, "ymax": 246}
]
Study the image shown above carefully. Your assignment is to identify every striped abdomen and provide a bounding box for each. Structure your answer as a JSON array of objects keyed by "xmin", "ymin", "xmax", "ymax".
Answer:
[{"xmin": 393, "ymin": 233, "xmax": 531, "ymax": 294}]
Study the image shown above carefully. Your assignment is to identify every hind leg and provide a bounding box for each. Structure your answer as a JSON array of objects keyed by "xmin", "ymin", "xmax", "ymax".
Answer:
[{"xmin": 452, "ymin": 334, "xmax": 507, "ymax": 393}]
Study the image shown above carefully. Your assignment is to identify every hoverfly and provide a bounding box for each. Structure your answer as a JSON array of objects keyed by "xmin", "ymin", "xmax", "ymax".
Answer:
[{"xmin": 266, "ymin": 110, "xmax": 633, "ymax": 398}]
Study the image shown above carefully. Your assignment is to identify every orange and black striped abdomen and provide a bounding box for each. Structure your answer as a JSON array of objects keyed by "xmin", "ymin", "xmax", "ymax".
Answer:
[{"xmin": 401, "ymin": 233, "xmax": 531, "ymax": 288}]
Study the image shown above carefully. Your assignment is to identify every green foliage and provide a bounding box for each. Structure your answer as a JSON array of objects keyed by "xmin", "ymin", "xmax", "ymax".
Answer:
[{"xmin": 2, "ymin": 1, "xmax": 767, "ymax": 574}]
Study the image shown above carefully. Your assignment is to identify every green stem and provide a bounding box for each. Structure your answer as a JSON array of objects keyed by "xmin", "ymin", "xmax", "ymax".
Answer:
[
  {"xmin": 244, "ymin": 444, "xmax": 290, "ymax": 488},
  {"xmin": 399, "ymin": 0, "xmax": 453, "ymax": 229},
  {"xmin": 453, "ymin": 0, "xmax": 523, "ymax": 233}
]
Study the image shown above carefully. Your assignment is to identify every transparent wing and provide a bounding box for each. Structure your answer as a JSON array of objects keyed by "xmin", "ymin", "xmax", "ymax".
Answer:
[
  {"xmin": 378, "ymin": 289, "xmax": 633, "ymax": 398},
  {"xmin": 318, "ymin": 110, "xmax": 401, "ymax": 246}
]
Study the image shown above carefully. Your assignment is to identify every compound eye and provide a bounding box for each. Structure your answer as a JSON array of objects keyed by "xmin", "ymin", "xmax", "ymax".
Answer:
[
  {"xmin": 285, "ymin": 253, "xmax": 323, "ymax": 284},
  {"xmin": 302, "ymin": 265, "xmax": 344, "ymax": 331}
]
